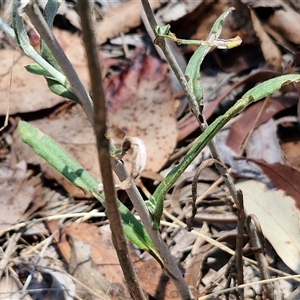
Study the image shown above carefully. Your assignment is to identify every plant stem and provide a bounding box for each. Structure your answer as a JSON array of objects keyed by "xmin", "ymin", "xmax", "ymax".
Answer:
[
  {"xmin": 77, "ymin": 1, "xmax": 147, "ymax": 299},
  {"xmin": 112, "ymin": 159, "xmax": 192, "ymax": 300},
  {"xmin": 24, "ymin": 1, "xmax": 94, "ymax": 124},
  {"xmin": 142, "ymin": 1, "xmax": 239, "ymax": 205}
]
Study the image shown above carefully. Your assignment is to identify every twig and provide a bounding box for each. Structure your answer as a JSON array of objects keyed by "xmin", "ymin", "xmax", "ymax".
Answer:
[
  {"xmin": 236, "ymin": 190, "xmax": 245, "ymax": 299},
  {"xmin": 246, "ymin": 215, "xmax": 274, "ymax": 299},
  {"xmin": 0, "ymin": 233, "xmax": 22, "ymax": 279},
  {"xmin": 76, "ymin": 1, "xmax": 147, "ymax": 299}
]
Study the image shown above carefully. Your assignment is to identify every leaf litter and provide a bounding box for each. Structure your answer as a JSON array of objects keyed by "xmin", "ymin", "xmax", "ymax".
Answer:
[{"xmin": 2, "ymin": 0, "xmax": 300, "ymax": 299}]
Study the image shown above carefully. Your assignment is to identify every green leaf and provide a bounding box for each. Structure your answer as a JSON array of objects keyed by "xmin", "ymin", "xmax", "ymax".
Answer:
[
  {"xmin": 155, "ymin": 24, "xmax": 171, "ymax": 36},
  {"xmin": 47, "ymin": 79, "xmax": 79, "ymax": 102},
  {"xmin": 151, "ymin": 74, "xmax": 300, "ymax": 229},
  {"xmin": 26, "ymin": 64, "xmax": 78, "ymax": 102},
  {"xmin": 18, "ymin": 121, "xmax": 162, "ymax": 263},
  {"xmin": 25, "ymin": 63, "xmax": 56, "ymax": 79}
]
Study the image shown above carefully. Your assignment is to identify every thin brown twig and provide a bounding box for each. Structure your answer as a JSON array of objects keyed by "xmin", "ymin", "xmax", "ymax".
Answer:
[
  {"xmin": 246, "ymin": 215, "xmax": 274, "ymax": 299},
  {"xmin": 77, "ymin": 1, "xmax": 147, "ymax": 299},
  {"xmin": 236, "ymin": 190, "xmax": 245, "ymax": 299}
]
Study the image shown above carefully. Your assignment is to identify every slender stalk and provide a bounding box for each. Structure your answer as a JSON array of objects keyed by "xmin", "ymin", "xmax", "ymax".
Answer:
[
  {"xmin": 112, "ymin": 159, "xmax": 192, "ymax": 300},
  {"xmin": 77, "ymin": 1, "xmax": 147, "ymax": 299},
  {"xmin": 140, "ymin": 0, "xmax": 240, "ymax": 219},
  {"xmin": 236, "ymin": 190, "xmax": 245, "ymax": 299}
]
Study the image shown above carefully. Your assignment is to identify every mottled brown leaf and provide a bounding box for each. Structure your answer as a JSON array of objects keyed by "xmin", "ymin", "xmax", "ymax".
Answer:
[
  {"xmin": 226, "ymin": 96, "xmax": 297, "ymax": 154},
  {"xmin": 64, "ymin": 223, "xmax": 180, "ymax": 299},
  {"xmin": 246, "ymin": 158, "xmax": 300, "ymax": 209},
  {"xmin": 106, "ymin": 51, "xmax": 177, "ymax": 173}
]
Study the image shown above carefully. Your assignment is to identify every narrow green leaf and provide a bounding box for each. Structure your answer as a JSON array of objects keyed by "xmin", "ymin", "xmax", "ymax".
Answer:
[
  {"xmin": 25, "ymin": 63, "xmax": 56, "ymax": 79},
  {"xmin": 12, "ymin": 0, "xmax": 66, "ymax": 85},
  {"xmin": 18, "ymin": 121, "xmax": 161, "ymax": 263},
  {"xmin": 47, "ymin": 79, "xmax": 79, "ymax": 102},
  {"xmin": 151, "ymin": 74, "xmax": 300, "ymax": 229}
]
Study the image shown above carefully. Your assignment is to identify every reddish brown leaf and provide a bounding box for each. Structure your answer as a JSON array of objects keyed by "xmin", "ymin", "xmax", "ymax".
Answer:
[
  {"xmin": 245, "ymin": 158, "xmax": 300, "ymax": 209},
  {"xmin": 226, "ymin": 96, "xmax": 298, "ymax": 154},
  {"xmin": 105, "ymin": 50, "xmax": 177, "ymax": 173},
  {"xmin": 60, "ymin": 223, "xmax": 181, "ymax": 299}
]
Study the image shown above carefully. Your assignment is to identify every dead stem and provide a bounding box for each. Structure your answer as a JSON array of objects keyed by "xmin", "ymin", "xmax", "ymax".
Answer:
[{"xmin": 77, "ymin": 1, "xmax": 147, "ymax": 299}]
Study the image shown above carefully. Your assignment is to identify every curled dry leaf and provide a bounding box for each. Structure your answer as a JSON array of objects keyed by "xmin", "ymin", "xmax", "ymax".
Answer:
[
  {"xmin": 236, "ymin": 180, "xmax": 300, "ymax": 273},
  {"xmin": 121, "ymin": 136, "xmax": 147, "ymax": 178},
  {"xmin": 106, "ymin": 51, "xmax": 177, "ymax": 174}
]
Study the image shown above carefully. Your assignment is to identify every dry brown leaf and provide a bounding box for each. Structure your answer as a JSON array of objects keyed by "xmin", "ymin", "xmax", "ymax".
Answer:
[
  {"xmin": 0, "ymin": 161, "xmax": 36, "ymax": 230},
  {"xmin": 266, "ymin": 2, "xmax": 300, "ymax": 45},
  {"xmin": 67, "ymin": 225, "xmax": 131, "ymax": 300},
  {"xmin": 245, "ymin": 119, "xmax": 282, "ymax": 164},
  {"xmin": 66, "ymin": 222, "xmax": 181, "ymax": 300},
  {"xmin": 96, "ymin": 0, "xmax": 162, "ymax": 44},
  {"xmin": 106, "ymin": 50, "xmax": 177, "ymax": 173},
  {"xmin": 0, "ymin": 50, "xmax": 63, "ymax": 115},
  {"xmin": 226, "ymin": 96, "xmax": 298, "ymax": 154},
  {"xmin": 236, "ymin": 179, "xmax": 300, "ymax": 273},
  {"xmin": 281, "ymin": 129, "xmax": 300, "ymax": 170},
  {"xmin": 0, "ymin": 30, "xmax": 89, "ymax": 115},
  {"xmin": 250, "ymin": 8, "xmax": 282, "ymax": 70},
  {"xmin": 245, "ymin": 158, "xmax": 300, "ymax": 211}
]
